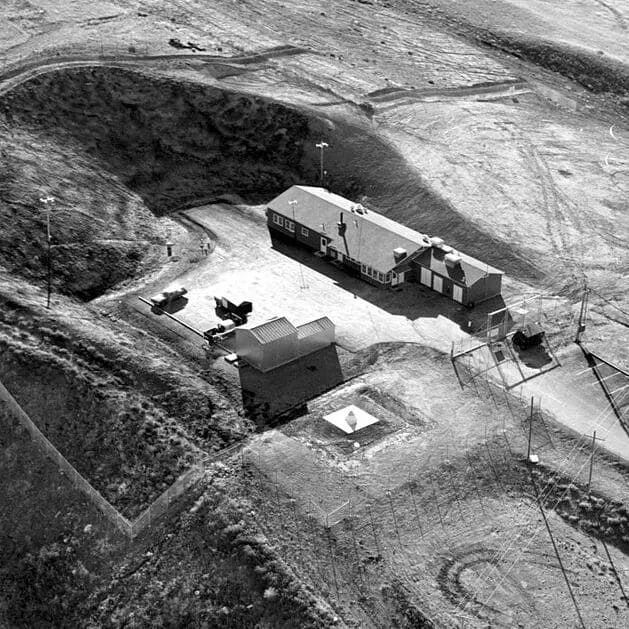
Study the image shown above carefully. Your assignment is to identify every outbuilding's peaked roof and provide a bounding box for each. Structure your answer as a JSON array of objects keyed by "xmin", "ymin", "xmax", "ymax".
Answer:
[
  {"xmin": 268, "ymin": 186, "xmax": 431, "ymax": 273},
  {"xmin": 243, "ymin": 316, "xmax": 297, "ymax": 344},
  {"xmin": 296, "ymin": 316, "xmax": 335, "ymax": 339}
]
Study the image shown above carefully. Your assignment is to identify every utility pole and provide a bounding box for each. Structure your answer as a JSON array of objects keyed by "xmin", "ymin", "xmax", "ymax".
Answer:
[
  {"xmin": 586, "ymin": 430, "xmax": 605, "ymax": 492},
  {"xmin": 315, "ymin": 141, "xmax": 328, "ymax": 185},
  {"xmin": 575, "ymin": 280, "xmax": 589, "ymax": 343},
  {"xmin": 533, "ymin": 478, "xmax": 586, "ymax": 629},
  {"xmin": 527, "ymin": 396, "xmax": 534, "ymax": 462},
  {"xmin": 289, "ymin": 199, "xmax": 308, "ymax": 289},
  {"xmin": 288, "ymin": 199, "xmax": 297, "ymax": 239},
  {"xmin": 39, "ymin": 196, "xmax": 55, "ymax": 309}
]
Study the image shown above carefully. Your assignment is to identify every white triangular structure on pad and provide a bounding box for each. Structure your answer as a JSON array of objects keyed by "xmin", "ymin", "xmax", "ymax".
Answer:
[{"xmin": 323, "ymin": 405, "xmax": 380, "ymax": 434}]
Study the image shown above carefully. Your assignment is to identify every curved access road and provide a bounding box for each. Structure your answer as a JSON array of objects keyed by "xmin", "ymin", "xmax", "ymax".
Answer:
[{"xmin": 0, "ymin": 44, "xmax": 310, "ymax": 97}]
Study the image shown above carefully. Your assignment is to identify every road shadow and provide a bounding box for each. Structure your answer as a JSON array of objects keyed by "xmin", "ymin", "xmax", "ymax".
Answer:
[
  {"xmin": 239, "ymin": 344, "xmax": 344, "ymax": 426},
  {"xmin": 270, "ymin": 232, "xmax": 506, "ymax": 334}
]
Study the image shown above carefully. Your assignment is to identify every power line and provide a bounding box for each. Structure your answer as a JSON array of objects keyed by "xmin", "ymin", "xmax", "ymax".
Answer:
[
  {"xmin": 450, "ymin": 394, "xmax": 621, "ymax": 624},
  {"xmin": 533, "ymin": 475, "xmax": 587, "ymax": 629},
  {"xmin": 589, "ymin": 287, "xmax": 629, "ymax": 320},
  {"xmin": 472, "ymin": 400, "xmax": 621, "ymax": 620}
]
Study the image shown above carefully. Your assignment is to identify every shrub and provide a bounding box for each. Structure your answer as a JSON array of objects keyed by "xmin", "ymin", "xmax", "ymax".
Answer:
[{"xmin": 263, "ymin": 587, "xmax": 278, "ymax": 601}]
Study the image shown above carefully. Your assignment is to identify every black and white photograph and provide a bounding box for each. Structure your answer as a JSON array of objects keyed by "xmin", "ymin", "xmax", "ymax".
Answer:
[{"xmin": 1, "ymin": 1, "xmax": 628, "ymax": 627}]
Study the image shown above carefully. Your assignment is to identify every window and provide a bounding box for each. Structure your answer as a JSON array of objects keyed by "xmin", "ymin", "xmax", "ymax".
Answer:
[
  {"xmin": 385, "ymin": 273, "xmax": 392, "ymax": 283},
  {"xmin": 378, "ymin": 272, "xmax": 384, "ymax": 283},
  {"xmin": 285, "ymin": 220, "xmax": 295, "ymax": 233},
  {"xmin": 301, "ymin": 226, "xmax": 309, "ymax": 237},
  {"xmin": 273, "ymin": 214, "xmax": 284, "ymax": 226}
]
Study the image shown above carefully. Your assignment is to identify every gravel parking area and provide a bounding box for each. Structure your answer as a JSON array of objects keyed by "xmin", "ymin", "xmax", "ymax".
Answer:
[{"xmin": 165, "ymin": 203, "xmax": 476, "ymax": 353}]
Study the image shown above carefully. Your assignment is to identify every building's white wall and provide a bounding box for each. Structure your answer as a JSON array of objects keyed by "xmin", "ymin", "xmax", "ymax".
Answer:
[
  {"xmin": 259, "ymin": 334, "xmax": 298, "ymax": 371},
  {"xmin": 298, "ymin": 326, "xmax": 335, "ymax": 356},
  {"xmin": 234, "ymin": 329, "xmax": 264, "ymax": 369}
]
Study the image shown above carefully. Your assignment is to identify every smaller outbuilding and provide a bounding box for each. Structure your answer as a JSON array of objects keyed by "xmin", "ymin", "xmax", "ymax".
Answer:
[
  {"xmin": 235, "ymin": 315, "xmax": 335, "ymax": 372},
  {"xmin": 296, "ymin": 316, "xmax": 335, "ymax": 356}
]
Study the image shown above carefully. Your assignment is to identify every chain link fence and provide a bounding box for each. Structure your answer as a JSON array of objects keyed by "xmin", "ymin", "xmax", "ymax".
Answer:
[
  {"xmin": 0, "ymin": 379, "xmax": 133, "ymax": 536},
  {"xmin": 0, "ymin": 377, "xmax": 232, "ymax": 539}
]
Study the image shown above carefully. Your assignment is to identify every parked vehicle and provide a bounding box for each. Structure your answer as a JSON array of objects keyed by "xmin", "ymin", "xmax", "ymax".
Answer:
[
  {"xmin": 150, "ymin": 287, "xmax": 188, "ymax": 308},
  {"xmin": 512, "ymin": 322, "xmax": 545, "ymax": 350},
  {"xmin": 204, "ymin": 319, "xmax": 236, "ymax": 342},
  {"xmin": 214, "ymin": 296, "xmax": 252, "ymax": 326}
]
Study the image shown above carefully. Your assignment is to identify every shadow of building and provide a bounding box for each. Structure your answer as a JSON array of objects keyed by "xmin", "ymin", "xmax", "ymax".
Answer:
[{"xmin": 239, "ymin": 344, "xmax": 343, "ymax": 426}]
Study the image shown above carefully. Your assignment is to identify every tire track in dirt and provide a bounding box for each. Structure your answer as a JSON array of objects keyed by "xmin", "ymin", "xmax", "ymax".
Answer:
[
  {"xmin": 518, "ymin": 136, "xmax": 587, "ymax": 283},
  {"xmin": 592, "ymin": 0, "xmax": 628, "ymax": 30},
  {"xmin": 367, "ymin": 79, "xmax": 529, "ymax": 103},
  {"xmin": 0, "ymin": 45, "xmax": 310, "ymax": 98}
]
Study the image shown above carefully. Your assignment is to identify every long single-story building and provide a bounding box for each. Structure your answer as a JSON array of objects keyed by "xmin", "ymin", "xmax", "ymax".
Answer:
[{"xmin": 267, "ymin": 185, "xmax": 503, "ymax": 307}]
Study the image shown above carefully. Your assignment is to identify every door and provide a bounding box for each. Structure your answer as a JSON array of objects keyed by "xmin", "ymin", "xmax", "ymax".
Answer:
[
  {"xmin": 420, "ymin": 267, "xmax": 431, "ymax": 286},
  {"xmin": 391, "ymin": 272, "xmax": 398, "ymax": 286},
  {"xmin": 433, "ymin": 275, "xmax": 443, "ymax": 293},
  {"xmin": 453, "ymin": 284, "xmax": 463, "ymax": 303},
  {"xmin": 397, "ymin": 271, "xmax": 405, "ymax": 284},
  {"xmin": 337, "ymin": 250, "xmax": 344, "ymax": 262},
  {"xmin": 320, "ymin": 237, "xmax": 327, "ymax": 253}
]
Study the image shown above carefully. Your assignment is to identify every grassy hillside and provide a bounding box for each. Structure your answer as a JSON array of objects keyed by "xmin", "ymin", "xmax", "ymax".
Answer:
[
  {"xmin": 0, "ymin": 66, "xmax": 543, "ymax": 283},
  {"xmin": 0, "ymin": 119, "xmax": 175, "ymax": 299}
]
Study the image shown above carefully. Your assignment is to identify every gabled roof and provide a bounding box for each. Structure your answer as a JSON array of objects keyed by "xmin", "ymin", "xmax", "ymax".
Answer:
[
  {"xmin": 268, "ymin": 186, "xmax": 431, "ymax": 273},
  {"xmin": 242, "ymin": 316, "xmax": 297, "ymax": 344},
  {"xmin": 296, "ymin": 316, "xmax": 335, "ymax": 339},
  {"xmin": 415, "ymin": 247, "xmax": 504, "ymax": 287}
]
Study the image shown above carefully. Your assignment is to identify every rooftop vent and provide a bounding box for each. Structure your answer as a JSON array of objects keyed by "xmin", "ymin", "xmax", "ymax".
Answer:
[
  {"xmin": 352, "ymin": 203, "xmax": 366, "ymax": 215},
  {"xmin": 430, "ymin": 236, "xmax": 444, "ymax": 247},
  {"xmin": 393, "ymin": 247, "xmax": 407, "ymax": 263},
  {"xmin": 445, "ymin": 252, "xmax": 462, "ymax": 266}
]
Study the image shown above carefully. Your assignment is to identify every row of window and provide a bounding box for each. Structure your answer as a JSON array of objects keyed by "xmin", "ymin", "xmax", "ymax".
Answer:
[
  {"xmin": 273, "ymin": 212, "xmax": 389, "ymax": 284},
  {"xmin": 272, "ymin": 213, "xmax": 309, "ymax": 237},
  {"xmin": 361, "ymin": 264, "xmax": 391, "ymax": 284}
]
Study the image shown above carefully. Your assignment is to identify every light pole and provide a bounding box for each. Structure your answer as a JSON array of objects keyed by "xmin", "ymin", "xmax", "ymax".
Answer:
[
  {"xmin": 39, "ymin": 195, "xmax": 55, "ymax": 309},
  {"xmin": 288, "ymin": 199, "xmax": 297, "ymax": 238},
  {"xmin": 315, "ymin": 141, "xmax": 329, "ymax": 184}
]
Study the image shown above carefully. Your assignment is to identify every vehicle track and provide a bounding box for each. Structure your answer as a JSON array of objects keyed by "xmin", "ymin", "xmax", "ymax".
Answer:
[
  {"xmin": 592, "ymin": 0, "xmax": 628, "ymax": 30},
  {"xmin": 517, "ymin": 136, "xmax": 587, "ymax": 283},
  {"xmin": 0, "ymin": 44, "xmax": 310, "ymax": 98},
  {"xmin": 367, "ymin": 79, "xmax": 529, "ymax": 103}
]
